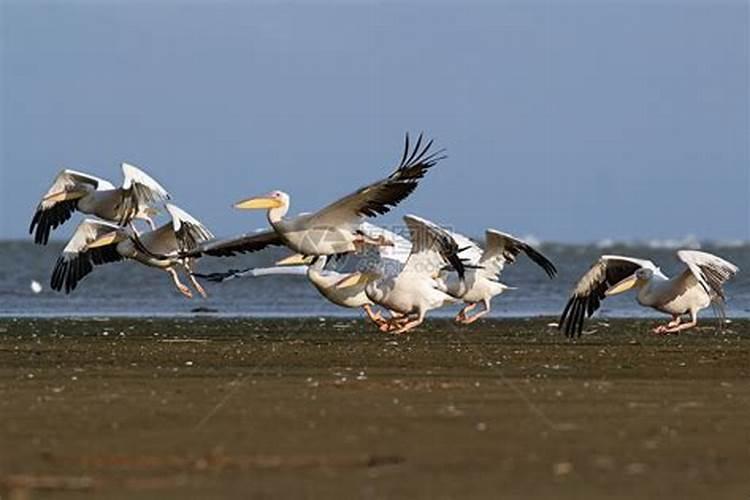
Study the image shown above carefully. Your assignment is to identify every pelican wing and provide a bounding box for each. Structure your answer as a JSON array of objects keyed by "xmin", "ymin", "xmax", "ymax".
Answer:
[
  {"xmin": 559, "ymin": 255, "xmax": 654, "ymax": 337},
  {"xmin": 402, "ymin": 215, "xmax": 465, "ymax": 280},
  {"xmin": 358, "ymin": 221, "xmax": 412, "ymax": 266},
  {"xmin": 676, "ymin": 250, "xmax": 739, "ymax": 301},
  {"xmin": 184, "ymin": 229, "xmax": 284, "ymax": 258},
  {"xmin": 50, "ymin": 219, "xmax": 124, "ymax": 293},
  {"xmin": 307, "ymin": 133, "xmax": 445, "ymax": 227},
  {"xmin": 117, "ymin": 163, "xmax": 171, "ymax": 225},
  {"xmin": 445, "ymin": 230, "xmax": 484, "ymax": 267},
  {"xmin": 478, "ymin": 230, "xmax": 557, "ymax": 280},
  {"xmin": 30, "ymin": 169, "xmax": 115, "ymax": 245},
  {"xmin": 165, "ymin": 204, "xmax": 214, "ymax": 253}
]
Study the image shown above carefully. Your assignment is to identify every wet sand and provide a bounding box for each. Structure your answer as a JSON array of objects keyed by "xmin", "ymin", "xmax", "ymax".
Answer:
[{"xmin": 1, "ymin": 317, "xmax": 749, "ymax": 499}]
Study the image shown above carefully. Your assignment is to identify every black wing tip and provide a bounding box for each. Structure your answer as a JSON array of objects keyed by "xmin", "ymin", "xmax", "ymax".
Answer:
[
  {"xmin": 558, "ymin": 296, "xmax": 585, "ymax": 338},
  {"xmin": 397, "ymin": 132, "xmax": 445, "ymax": 172},
  {"xmin": 519, "ymin": 243, "xmax": 557, "ymax": 279}
]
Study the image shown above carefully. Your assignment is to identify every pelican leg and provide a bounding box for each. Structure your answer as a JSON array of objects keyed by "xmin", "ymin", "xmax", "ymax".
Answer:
[
  {"xmin": 461, "ymin": 299, "xmax": 491, "ymax": 325},
  {"xmin": 188, "ymin": 272, "xmax": 208, "ymax": 299},
  {"xmin": 379, "ymin": 314, "xmax": 411, "ymax": 333},
  {"xmin": 663, "ymin": 312, "xmax": 698, "ymax": 334},
  {"xmin": 392, "ymin": 311, "xmax": 425, "ymax": 334},
  {"xmin": 455, "ymin": 303, "xmax": 477, "ymax": 323},
  {"xmin": 363, "ymin": 304, "xmax": 386, "ymax": 326},
  {"xmin": 653, "ymin": 315, "xmax": 681, "ymax": 334},
  {"xmin": 167, "ymin": 267, "xmax": 193, "ymax": 298},
  {"xmin": 183, "ymin": 261, "xmax": 208, "ymax": 298}
]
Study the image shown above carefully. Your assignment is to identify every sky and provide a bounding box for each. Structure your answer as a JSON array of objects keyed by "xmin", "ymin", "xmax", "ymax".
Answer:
[{"xmin": 1, "ymin": 0, "xmax": 748, "ymax": 243}]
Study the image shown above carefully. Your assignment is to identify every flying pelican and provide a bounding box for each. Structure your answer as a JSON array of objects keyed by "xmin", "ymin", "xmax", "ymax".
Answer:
[
  {"xmin": 559, "ymin": 250, "xmax": 739, "ymax": 337},
  {"xmin": 30, "ymin": 163, "xmax": 170, "ymax": 244},
  {"xmin": 50, "ymin": 203, "xmax": 213, "ymax": 298},
  {"xmin": 440, "ymin": 230, "xmax": 557, "ymax": 324},
  {"xmin": 192, "ymin": 133, "xmax": 444, "ymax": 259},
  {"xmin": 336, "ymin": 215, "xmax": 466, "ymax": 334},
  {"xmin": 193, "ymin": 222, "xmax": 413, "ymax": 326}
]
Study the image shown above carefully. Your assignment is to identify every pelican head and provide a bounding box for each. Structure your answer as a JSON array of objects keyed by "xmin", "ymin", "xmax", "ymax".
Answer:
[
  {"xmin": 234, "ymin": 191, "xmax": 289, "ymax": 210},
  {"xmin": 605, "ymin": 268, "xmax": 652, "ymax": 296}
]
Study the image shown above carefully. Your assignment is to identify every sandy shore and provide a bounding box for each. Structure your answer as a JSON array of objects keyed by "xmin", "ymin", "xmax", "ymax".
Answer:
[{"xmin": 1, "ymin": 317, "xmax": 749, "ymax": 499}]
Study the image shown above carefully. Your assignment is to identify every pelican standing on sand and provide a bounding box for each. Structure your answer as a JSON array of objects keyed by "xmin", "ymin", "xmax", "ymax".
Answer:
[
  {"xmin": 50, "ymin": 204, "xmax": 213, "ymax": 298},
  {"xmin": 559, "ymin": 250, "xmax": 739, "ymax": 337},
  {"xmin": 337, "ymin": 215, "xmax": 466, "ymax": 334},
  {"xmin": 441, "ymin": 230, "xmax": 557, "ymax": 324},
  {"xmin": 194, "ymin": 133, "xmax": 444, "ymax": 258},
  {"xmin": 30, "ymin": 163, "xmax": 170, "ymax": 244}
]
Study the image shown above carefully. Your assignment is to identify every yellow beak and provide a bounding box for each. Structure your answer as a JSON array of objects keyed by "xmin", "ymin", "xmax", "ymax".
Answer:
[
  {"xmin": 88, "ymin": 231, "xmax": 120, "ymax": 249},
  {"xmin": 276, "ymin": 253, "xmax": 314, "ymax": 266},
  {"xmin": 234, "ymin": 196, "xmax": 283, "ymax": 210},
  {"xmin": 605, "ymin": 274, "xmax": 639, "ymax": 296}
]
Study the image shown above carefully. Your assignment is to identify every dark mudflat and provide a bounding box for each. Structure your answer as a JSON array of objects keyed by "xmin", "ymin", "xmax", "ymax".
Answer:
[{"xmin": 1, "ymin": 317, "xmax": 748, "ymax": 499}]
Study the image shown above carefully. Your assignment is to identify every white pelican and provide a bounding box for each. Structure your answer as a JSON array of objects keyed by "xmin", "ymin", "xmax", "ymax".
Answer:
[
  {"xmin": 30, "ymin": 163, "xmax": 170, "ymax": 244},
  {"xmin": 440, "ymin": 230, "xmax": 557, "ymax": 324},
  {"xmin": 559, "ymin": 250, "xmax": 739, "ymax": 337},
  {"xmin": 336, "ymin": 215, "xmax": 466, "ymax": 334},
  {"xmin": 207, "ymin": 133, "xmax": 444, "ymax": 258},
  {"xmin": 193, "ymin": 223, "xmax": 413, "ymax": 326},
  {"xmin": 50, "ymin": 204, "xmax": 213, "ymax": 298},
  {"xmin": 198, "ymin": 256, "xmax": 388, "ymax": 325}
]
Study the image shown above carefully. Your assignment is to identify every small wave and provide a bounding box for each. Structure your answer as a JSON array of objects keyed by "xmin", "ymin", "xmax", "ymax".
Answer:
[{"xmin": 644, "ymin": 235, "xmax": 702, "ymax": 250}]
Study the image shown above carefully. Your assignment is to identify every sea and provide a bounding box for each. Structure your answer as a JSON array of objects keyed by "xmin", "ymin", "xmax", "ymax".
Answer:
[{"xmin": 1, "ymin": 239, "xmax": 748, "ymax": 319}]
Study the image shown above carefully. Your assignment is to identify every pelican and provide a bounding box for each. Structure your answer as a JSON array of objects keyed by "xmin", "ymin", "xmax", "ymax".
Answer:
[
  {"xmin": 193, "ymin": 222, "xmax": 413, "ymax": 326},
  {"xmin": 30, "ymin": 163, "xmax": 170, "ymax": 244},
  {"xmin": 559, "ymin": 250, "xmax": 739, "ymax": 337},
  {"xmin": 198, "ymin": 256, "xmax": 388, "ymax": 325},
  {"xmin": 50, "ymin": 203, "xmax": 213, "ymax": 298},
  {"xmin": 440, "ymin": 230, "xmax": 557, "ymax": 324},
  {"xmin": 336, "ymin": 215, "xmax": 466, "ymax": 334},
  {"xmin": 198, "ymin": 133, "xmax": 444, "ymax": 258}
]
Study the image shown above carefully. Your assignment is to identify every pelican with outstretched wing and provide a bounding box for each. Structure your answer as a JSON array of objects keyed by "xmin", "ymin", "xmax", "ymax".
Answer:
[
  {"xmin": 441, "ymin": 230, "xmax": 557, "ymax": 324},
  {"xmin": 217, "ymin": 133, "xmax": 443, "ymax": 258},
  {"xmin": 50, "ymin": 204, "xmax": 213, "ymax": 298},
  {"xmin": 336, "ymin": 215, "xmax": 466, "ymax": 334},
  {"xmin": 30, "ymin": 163, "xmax": 170, "ymax": 244},
  {"xmin": 559, "ymin": 250, "xmax": 739, "ymax": 337},
  {"xmin": 193, "ymin": 222, "xmax": 413, "ymax": 326}
]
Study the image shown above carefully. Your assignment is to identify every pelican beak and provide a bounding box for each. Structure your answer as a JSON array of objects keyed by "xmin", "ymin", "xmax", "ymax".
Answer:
[
  {"xmin": 234, "ymin": 194, "xmax": 283, "ymax": 210},
  {"xmin": 43, "ymin": 189, "xmax": 87, "ymax": 203},
  {"xmin": 334, "ymin": 272, "xmax": 374, "ymax": 289},
  {"xmin": 605, "ymin": 274, "xmax": 639, "ymax": 296},
  {"xmin": 276, "ymin": 253, "xmax": 313, "ymax": 266},
  {"xmin": 88, "ymin": 231, "xmax": 120, "ymax": 249}
]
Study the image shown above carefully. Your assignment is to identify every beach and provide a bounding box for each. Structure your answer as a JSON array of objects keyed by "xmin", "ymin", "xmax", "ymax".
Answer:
[{"xmin": 1, "ymin": 317, "xmax": 749, "ymax": 499}]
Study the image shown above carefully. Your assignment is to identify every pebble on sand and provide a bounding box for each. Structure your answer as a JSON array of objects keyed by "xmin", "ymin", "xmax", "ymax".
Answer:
[{"xmin": 553, "ymin": 462, "xmax": 574, "ymax": 476}]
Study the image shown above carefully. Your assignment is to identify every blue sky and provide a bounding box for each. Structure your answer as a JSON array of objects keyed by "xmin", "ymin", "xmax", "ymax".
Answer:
[{"xmin": 1, "ymin": 0, "xmax": 748, "ymax": 243}]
